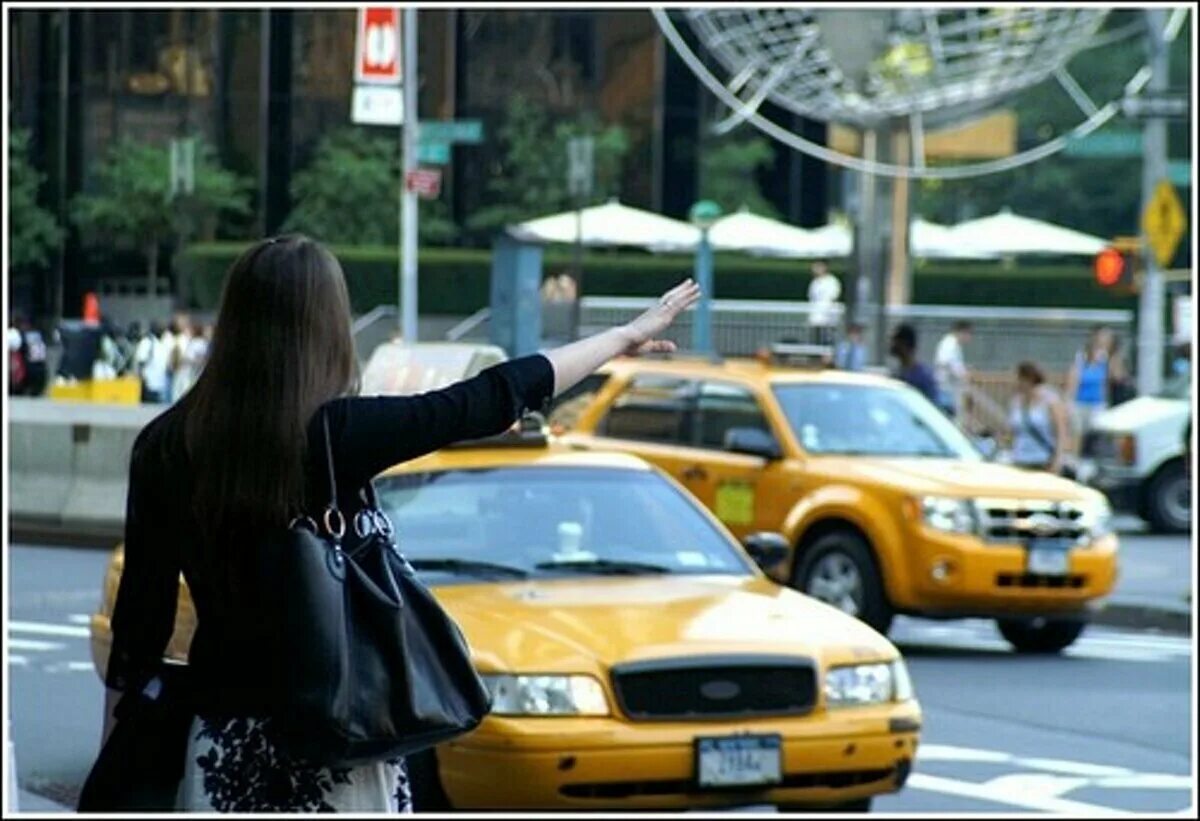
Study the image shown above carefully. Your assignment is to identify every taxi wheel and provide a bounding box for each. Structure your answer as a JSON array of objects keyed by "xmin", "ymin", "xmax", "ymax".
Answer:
[
  {"xmin": 406, "ymin": 749, "xmax": 452, "ymax": 811},
  {"xmin": 996, "ymin": 617, "xmax": 1086, "ymax": 653},
  {"xmin": 793, "ymin": 529, "xmax": 893, "ymax": 635}
]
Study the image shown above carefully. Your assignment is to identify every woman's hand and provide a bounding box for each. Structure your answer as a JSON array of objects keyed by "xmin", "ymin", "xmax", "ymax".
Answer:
[{"xmin": 619, "ymin": 279, "xmax": 702, "ymax": 356}]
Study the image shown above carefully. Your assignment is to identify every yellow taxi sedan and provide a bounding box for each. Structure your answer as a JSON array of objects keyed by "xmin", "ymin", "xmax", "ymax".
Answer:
[{"xmin": 90, "ymin": 431, "xmax": 921, "ymax": 812}]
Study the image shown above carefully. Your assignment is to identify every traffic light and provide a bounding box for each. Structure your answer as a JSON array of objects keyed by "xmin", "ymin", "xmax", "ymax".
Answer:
[{"xmin": 1094, "ymin": 237, "xmax": 1141, "ymax": 293}]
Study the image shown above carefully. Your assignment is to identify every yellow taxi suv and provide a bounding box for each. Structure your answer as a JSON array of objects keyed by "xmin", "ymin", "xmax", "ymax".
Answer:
[
  {"xmin": 90, "ymin": 428, "xmax": 921, "ymax": 812},
  {"xmin": 557, "ymin": 352, "xmax": 1118, "ymax": 653}
]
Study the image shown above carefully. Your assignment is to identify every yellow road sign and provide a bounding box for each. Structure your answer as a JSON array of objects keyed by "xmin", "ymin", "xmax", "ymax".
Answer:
[{"xmin": 1141, "ymin": 179, "xmax": 1187, "ymax": 267}]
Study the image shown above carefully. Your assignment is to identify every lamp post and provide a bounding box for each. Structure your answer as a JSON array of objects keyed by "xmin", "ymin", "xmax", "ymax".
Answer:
[{"xmin": 689, "ymin": 200, "xmax": 722, "ymax": 355}]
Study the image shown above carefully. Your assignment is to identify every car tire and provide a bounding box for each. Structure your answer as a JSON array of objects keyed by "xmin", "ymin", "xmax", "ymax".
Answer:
[
  {"xmin": 996, "ymin": 617, "xmax": 1086, "ymax": 653},
  {"xmin": 793, "ymin": 529, "xmax": 893, "ymax": 635},
  {"xmin": 1143, "ymin": 460, "xmax": 1190, "ymax": 534},
  {"xmin": 779, "ymin": 797, "xmax": 873, "ymax": 813},
  {"xmin": 406, "ymin": 748, "xmax": 452, "ymax": 811}
]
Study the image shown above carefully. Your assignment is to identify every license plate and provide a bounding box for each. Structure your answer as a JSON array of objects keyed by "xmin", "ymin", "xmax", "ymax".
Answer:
[
  {"xmin": 696, "ymin": 735, "xmax": 782, "ymax": 788},
  {"xmin": 1026, "ymin": 538, "xmax": 1072, "ymax": 575}
]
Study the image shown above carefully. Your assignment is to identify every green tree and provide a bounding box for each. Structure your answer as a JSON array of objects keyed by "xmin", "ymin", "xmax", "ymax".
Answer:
[
  {"xmin": 7, "ymin": 128, "xmax": 63, "ymax": 270},
  {"xmin": 465, "ymin": 95, "xmax": 630, "ymax": 236},
  {"xmin": 71, "ymin": 136, "xmax": 252, "ymax": 287},
  {"xmin": 698, "ymin": 130, "xmax": 780, "ymax": 218},
  {"xmin": 283, "ymin": 127, "xmax": 458, "ymax": 246}
]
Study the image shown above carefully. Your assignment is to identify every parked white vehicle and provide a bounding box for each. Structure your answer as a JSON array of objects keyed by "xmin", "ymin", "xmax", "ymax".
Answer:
[{"xmin": 1082, "ymin": 373, "xmax": 1191, "ymax": 533}]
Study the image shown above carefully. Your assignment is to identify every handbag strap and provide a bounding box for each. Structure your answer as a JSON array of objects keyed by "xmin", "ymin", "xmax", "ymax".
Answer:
[
  {"xmin": 1020, "ymin": 400, "xmax": 1057, "ymax": 461},
  {"xmin": 319, "ymin": 410, "xmax": 346, "ymax": 541}
]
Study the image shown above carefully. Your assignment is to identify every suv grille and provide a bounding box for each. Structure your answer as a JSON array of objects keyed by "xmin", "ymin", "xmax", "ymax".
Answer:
[
  {"xmin": 976, "ymin": 498, "xmax": 1088, "ymax": 544},
  {"xmin": 611, "ymin": 656, "xmax": 817, "ymax": 721}
]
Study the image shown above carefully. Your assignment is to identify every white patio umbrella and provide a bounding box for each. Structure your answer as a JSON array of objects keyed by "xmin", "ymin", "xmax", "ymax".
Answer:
[
  {"xmin": 947, "ymin": 208, "xmax": 1107, "ymax": 256},
  {"xmin": 508, "ymin": 198, "xmax": 699, "ymax": 252},
  {"xmin": 910, "ymin": 217, "xmax": 998, "ymax": 259},
  {"xmin": 705, "ymin": 208, "xmax": 840, "ymax": 258}
]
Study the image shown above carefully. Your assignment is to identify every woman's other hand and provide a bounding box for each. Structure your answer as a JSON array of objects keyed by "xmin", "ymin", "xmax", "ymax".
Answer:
[{"xmin": 620, "ymin": 279, "xmax": 702, "ymax": 356}]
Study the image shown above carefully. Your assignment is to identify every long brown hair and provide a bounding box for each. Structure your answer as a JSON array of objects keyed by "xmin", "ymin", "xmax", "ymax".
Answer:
[{"xmin": 180, "ymin": 235, "xmax": 357, "ymax": 589}]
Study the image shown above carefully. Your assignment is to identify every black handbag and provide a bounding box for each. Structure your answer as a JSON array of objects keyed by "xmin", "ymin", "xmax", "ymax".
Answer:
[
  {"xmin": 259, "ymin": 411, "xmax": 491, "ymax": 767},
  {"xmin": 77, "ymin": 662, "xmax": 194, "ymax": 812}
]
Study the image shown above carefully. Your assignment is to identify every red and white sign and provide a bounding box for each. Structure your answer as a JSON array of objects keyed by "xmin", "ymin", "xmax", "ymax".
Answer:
[
  {"xmin": 405, "ymin": 168, "xmax": 442, "ymax": 199},
  {"xmin": 355, "ymin": 7, "xmax": 402, "ymax": 85}
]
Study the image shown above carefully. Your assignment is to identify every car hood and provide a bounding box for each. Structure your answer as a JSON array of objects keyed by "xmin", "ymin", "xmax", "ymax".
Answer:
[
  {"xmin": 1091, "ymin": 396, "xmax": 1189, "ymax": 432},
  {"xmin": 433, "ymin": 574, "xmax": 896, "ymax": 674},
  {"xmin": 823, "ymin": 457, "xmax": 1091, "ymax": 500}
]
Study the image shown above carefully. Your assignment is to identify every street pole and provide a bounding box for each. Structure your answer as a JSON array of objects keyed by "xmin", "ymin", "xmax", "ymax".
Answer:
[
  {"xmin": 1136, "ymin": 8, "xmax": 1168, "ymax": 397},
  {"xmin": 400, "ymin": 7, "xmax": 419, "ymax": 342},
  {"xmin": 572, "ymin": 201, "xmax": 583, "ymax": 340},
  {"xmin": 692, "ymin": 229, "xmax": 713, "ymax": 354}
]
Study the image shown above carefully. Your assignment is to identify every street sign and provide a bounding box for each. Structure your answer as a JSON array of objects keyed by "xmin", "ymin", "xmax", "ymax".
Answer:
[
  {"xmin": 1063, "ymin": 129, "xmax": 1141, "ymax": 158},
  {"xmin": 355, "ymin": 8, "xmax": 402, "ymax": 85},
  {"xmin": 351, "ymin": 85, "xmax": 403, "ymax": 126},
  {"xmin": 1141, "ymin": 179, "xmax": 1187, "ymax": 267},
  {"xmin": 418, "ymin": 120, "xmax": 484, "ymax": 145},
  {"xmin": 405, "ymin": 168, "xmax": 442, "ymax": 199},
  {"xmin": 168, "ymin": 137, "xmax": 195, "ymax": 197},
  {"xmin": 1120, "ymin": 91, "xmax": 1189, "ymax": 120},
  {"xmin": 567, "ymin": 136, "xmax": 595, "ymax": 198},
  {"xmin": 417, "ymin": 141, "xmax": 451, "ymax": 164}
]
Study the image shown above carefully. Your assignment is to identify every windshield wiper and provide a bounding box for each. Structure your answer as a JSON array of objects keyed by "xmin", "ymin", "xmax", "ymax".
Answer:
[
  {"xmin": 407, "ymin": 558, "xmax": 529, "ymax": 579},
  {"xmin": 533, "ymin": 558, "xmax": 672, "ymax": 576}
]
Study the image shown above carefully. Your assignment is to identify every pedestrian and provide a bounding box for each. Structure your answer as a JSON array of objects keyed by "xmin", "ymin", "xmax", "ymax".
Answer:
[
  {"xmin": 16, "ymin": 316, "xmax": 48, "ymax": 396},
  {"xmin": 167, "ymin": 315, "xmax": 192, "ymax": 403},
  {"xmin": 934, "ymin": 320, "xmax": 973, "ymax": 419},
  {"xmin": 806, "ymin": 260, "xmax": 841, "ymax": 347},
  {"xmin": 1106, "ymin": 332, "xmax": 1135, "ymax": 406},
  {"xmin": 171, "ymin": 318, "xmax": 208, "ymax": 401},
  {"xmin": 1065, "ymin": 325, "xmax": 1112, "ymax": 453},
  {"xmin": 888, "ymin": 323, "xmax": 939, "ymax": 405},
  {"xmin": 1008, "ymin": 360, "xmax": 1071, "ymax": 477},
  {"xmin": 93, "ymin": 234, "xmax": 698, "ymax": 812},
  {"xmin": 8, "ymin": 317, "xmax": 26, "ymax": 395},
  {"xmin": 833, "ymin": 322, "xmax": 867, "ymax": 371},
  {"xmin": 136, "ymin": 321, "xmax": 170, "ymax": 404}
]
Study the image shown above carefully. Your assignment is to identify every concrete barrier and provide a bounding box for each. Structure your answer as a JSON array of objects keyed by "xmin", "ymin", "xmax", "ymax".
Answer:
[{"xmin": 8, "ymin": 398, "xmax": 161, "ymax": 540}]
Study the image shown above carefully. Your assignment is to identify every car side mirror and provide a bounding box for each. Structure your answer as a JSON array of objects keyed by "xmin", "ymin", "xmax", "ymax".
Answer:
[
  {"xmin": 725, "ymin": 427, "xmax": 782, "ymax": 460},
  {"xmin": 743, "ymin": 532, "xmax": 790, "ymax": 571}
]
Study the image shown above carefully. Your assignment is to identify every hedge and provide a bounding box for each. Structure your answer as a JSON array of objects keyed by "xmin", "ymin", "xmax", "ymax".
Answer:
[{"xmin": 175, "ymin": 243, "xmax": 1137, "ymax": 315}]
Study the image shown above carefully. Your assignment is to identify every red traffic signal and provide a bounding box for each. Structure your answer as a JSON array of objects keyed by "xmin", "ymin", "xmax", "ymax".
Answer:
[{"xmin": 1094, "ymin": 248, "xmax": 1125, "ymax": 287}]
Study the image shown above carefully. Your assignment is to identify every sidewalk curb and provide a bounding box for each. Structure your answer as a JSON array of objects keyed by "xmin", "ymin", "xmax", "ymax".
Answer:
[{"xmin": 1092, "ymin": 601, "xmax": 1192, "ymax": 635}]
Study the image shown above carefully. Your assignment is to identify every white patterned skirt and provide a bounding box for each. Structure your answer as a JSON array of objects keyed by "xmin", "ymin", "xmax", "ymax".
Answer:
[{"xmin": 176, "ymin": 716, "xmax": 412, "ymax": 813}]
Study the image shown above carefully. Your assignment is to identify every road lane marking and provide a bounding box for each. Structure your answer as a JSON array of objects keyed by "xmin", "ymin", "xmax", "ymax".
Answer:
[
  {"xmin": 918, "ymin": 744, "xmax": 1014, "ymax": 763},
  {"xmin": 7, "ymin": 656, "xmax": 29, "ymax": 666},
  {"xmin": 43, "ymin": 661, "xmax": 97, "ymax": 674},
  {"xmin": 8, "ymin": 621, "xmax": 91, "ymax": 638},
  {"xmin": 68, "ymin": 614, "xmax": 92, "ymax": 625},
  {"xmin": 983, "ymin": 773, "xmax": 1093, "ymax": 799},
  {"xmin": 907, "ymin": 772, "xmax": 1130, "ymax": 815},
  {"xmin": 1091, "ymin": 774, "xmax": 1195, "ymax": 790},
  {"xmin": 7, "ymin": 638, "xmax": 66, "ymax": 652},
  {"xmin": 1016, "ymin": 758, "xmax": 1133, "ymax": 777}
]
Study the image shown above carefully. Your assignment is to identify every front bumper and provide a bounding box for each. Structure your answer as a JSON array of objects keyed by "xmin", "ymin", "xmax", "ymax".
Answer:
[
  {"xmin": 894, "ymin": 530, "xmax": 1119, "ymax": 617},
  {"xmin": 437, "ymin": 702, "xmax": 921, "ymax": 810}
]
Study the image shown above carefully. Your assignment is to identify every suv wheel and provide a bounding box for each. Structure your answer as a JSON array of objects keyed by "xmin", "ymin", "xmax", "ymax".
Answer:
[
  {"xmin": 1144, "ymin": 460, "xmax": 1190, "ymax": 534},
  {"xmin": 996, "ymin": 617, "xmax": 1086, "ymax": 653},
  {"xmin": 794, "ymin": 529, "xmax": 893, "ymax": 635},
  {"xmin": 406, "ymin": 749, "xmax": 452, "ymax": 811}
]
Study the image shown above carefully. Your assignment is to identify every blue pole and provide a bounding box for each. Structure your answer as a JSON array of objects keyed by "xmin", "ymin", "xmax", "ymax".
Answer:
[{"xmin": 692, "ymin": 229, "xmax": 714, "ymax": 354}]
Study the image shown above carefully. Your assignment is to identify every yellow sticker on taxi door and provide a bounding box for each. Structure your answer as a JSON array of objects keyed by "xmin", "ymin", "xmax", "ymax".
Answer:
[{"xmin": 714, "ymin": 482, "xmax": 755, "ymax": 525}]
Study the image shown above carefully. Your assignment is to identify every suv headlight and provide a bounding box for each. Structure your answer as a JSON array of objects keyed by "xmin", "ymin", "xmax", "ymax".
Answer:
[
  {"xmin": 481, "ymin": 674, "xmax": 610, "ymax": 716},
  {"xmin": 825, "ymin": 659, "xmax": 915, "ymax": 707},
  {"xmin": 921, "ymin": 496, "xmax": 977, "ymax": 535}
]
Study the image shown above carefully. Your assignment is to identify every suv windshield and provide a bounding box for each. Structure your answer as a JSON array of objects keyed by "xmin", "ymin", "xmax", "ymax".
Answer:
[
  {"xmin": 375, "ymin": 467, "xmax": 753, "ymax": 581},
  {"xmin": 772, "ymin": 382, "xmax": 981, "ymax": 460}
]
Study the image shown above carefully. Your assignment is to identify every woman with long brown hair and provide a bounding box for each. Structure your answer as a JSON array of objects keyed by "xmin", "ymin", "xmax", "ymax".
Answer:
[{"xmin": 99, "ymin": 234, "xmax": 700, "ymax": 812}]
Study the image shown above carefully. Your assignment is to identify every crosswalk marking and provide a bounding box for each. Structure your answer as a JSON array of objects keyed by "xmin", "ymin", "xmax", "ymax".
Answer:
[
  {"xmin": 9, "ymin": 621, "xmax": 91, "ymax": 639},
  {"xmin": 8, "ymin": 638, "xmax": 65, "ymax": 653}
]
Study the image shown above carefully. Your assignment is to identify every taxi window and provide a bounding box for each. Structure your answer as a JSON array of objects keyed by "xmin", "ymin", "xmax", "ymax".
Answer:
[
  {"xmin": 599, "ymin": 375, "xmax": 695, "ymax": 445},
  {"xmin": 696, "ymin": 381, "xmax": 773, "ymax": 450}
]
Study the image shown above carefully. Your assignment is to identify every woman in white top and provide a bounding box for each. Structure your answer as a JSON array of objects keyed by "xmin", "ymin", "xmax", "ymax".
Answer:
[{"xmin": 1008, "ymin": 361, "xmax": 1070, "ymax": 475}]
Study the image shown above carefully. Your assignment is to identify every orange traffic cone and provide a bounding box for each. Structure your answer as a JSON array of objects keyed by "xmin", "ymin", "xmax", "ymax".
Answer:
[{"xmin": 82, "ymin": 292, "xmax": 101, "ymax": 324}]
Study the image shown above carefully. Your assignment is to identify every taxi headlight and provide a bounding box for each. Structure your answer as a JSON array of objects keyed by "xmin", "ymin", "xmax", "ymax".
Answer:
[
  {"xmin": 1078, "ymin": 497, "xmax": 1114, "ymax": 541},
  {"xmin": 481, "ymin": 674, "xmax": 610, "ymax": 716},
  {"xmin": 921, "ymin": 496, "xmax": 977, "ymax": 535},
  {"xmin": 825, "ymin": 661, "xmax": 910, "ymax": 707}
]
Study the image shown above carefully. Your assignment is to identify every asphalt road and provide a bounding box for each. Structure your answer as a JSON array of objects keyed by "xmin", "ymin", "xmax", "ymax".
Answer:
[{"xmin": 5, "ymin": 539, "xmax": 1194, "ymax": 814}]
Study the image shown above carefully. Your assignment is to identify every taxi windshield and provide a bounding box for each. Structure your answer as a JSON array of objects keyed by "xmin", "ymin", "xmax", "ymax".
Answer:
[
  {"xmin": 375, "ymin": 467, "xmax": 753, "ymax": 581},
  {"xmin": 772, "ymin": 382, "xmax": 981, "ymax": 460}
]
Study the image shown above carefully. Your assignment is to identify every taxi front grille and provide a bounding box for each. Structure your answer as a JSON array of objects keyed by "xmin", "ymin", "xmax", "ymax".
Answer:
[
  {"xmin": 559, "ymin": 767, "xmax": 896, "ymax": 799},
  {"xmin": 611, "ymin": 656, "xmax": 817, "ymax": 721},
  {"xmin": 976, "ymin": 498, "xmax": 1087, "ymax": 544},
  {"xmin": 997, "ymin": 573, "xmax": 1087, "ymax": 589}
]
